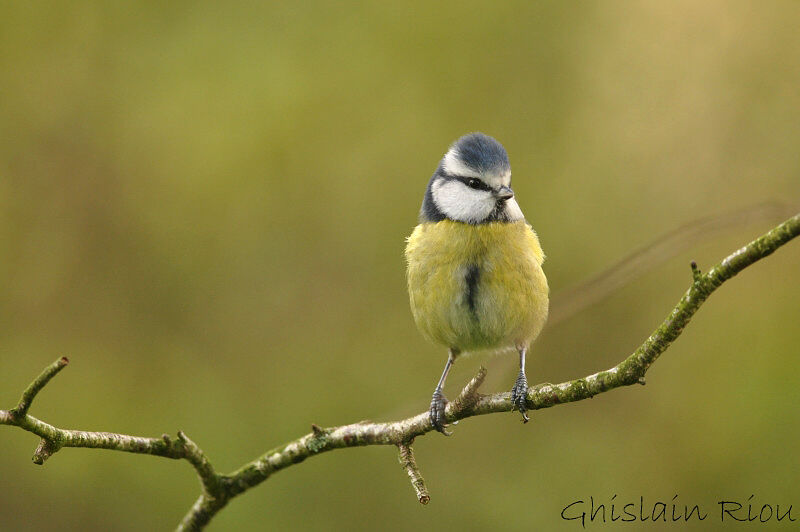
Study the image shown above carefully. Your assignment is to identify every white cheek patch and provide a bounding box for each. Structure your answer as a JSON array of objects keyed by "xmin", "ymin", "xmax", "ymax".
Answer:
[
  {"xmin": 432, "ymin": 179, "xmax": 495, "ymax": 223},
  {"xmin": 442, "ymin": 149, "xmax": 481, "ymax": 178}
]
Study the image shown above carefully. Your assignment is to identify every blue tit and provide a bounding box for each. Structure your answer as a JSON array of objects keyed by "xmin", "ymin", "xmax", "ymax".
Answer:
[{"xmin": 404, "ymin": 132, "xmax": 549, "ymax": 434}]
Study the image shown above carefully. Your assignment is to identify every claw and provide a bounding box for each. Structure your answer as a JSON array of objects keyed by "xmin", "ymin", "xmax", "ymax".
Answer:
[
  {"xmin": 429, "ymin": 389, "xmax": 451, "ymax": 435},
  {"xmin": 511, "ymin": 371, "xmax": 530, "ymax": 423}
]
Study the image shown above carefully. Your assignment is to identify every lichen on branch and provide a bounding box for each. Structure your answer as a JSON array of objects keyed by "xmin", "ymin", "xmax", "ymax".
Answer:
[{"xmin": 1, "ymin": 212, "xmax": 798, "ymax": 532}]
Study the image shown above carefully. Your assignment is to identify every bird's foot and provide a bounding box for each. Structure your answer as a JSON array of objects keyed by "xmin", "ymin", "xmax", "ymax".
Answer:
[
  {"xmin": 511, "ymin": 371, "xmax": 530, "ymax": 423},
  {"xmin": 429, "ymin": 389, "xmax": 451, "ymax": 435}
]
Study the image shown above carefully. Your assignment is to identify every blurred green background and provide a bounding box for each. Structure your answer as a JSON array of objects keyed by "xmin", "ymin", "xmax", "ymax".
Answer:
[{"xmin": 2, "ymin": 2, "xmax": 799, "ymax": 530}]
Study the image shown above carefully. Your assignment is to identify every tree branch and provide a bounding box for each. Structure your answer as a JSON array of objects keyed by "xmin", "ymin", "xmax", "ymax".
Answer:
[
  {"xmin": 2, "ymin": 212, "xmax": 798, "ymax": 531},
  {"xmin": 397, "ymin": 441, "xmax": 430, "ymax": 504},
  {"xmin": 11, "ymin": 356, "xmax": 69, "ymax": 417}
]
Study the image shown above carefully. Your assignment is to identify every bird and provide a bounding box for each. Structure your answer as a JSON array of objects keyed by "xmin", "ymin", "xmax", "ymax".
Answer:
[{"xmin": 404, "ymin": 132, "xmax": 549, "ymax": 435}]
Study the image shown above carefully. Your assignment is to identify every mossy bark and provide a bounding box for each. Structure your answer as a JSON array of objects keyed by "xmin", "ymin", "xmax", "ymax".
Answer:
[{"xmin": 2, "ymin": 213, "xmax": 798, "ymax": 531}]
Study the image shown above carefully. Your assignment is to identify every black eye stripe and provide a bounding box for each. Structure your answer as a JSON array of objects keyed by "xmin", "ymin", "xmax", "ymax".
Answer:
[{"xmin": 454, "ymin": 176, "xmax": 492, "ymax": 191}]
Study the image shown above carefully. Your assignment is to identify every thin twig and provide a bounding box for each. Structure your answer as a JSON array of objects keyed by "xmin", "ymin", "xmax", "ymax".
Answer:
[
  {"xmin": 1, "ymin": 212, "xmax": 798, "ymax": 531},
  {"xmin": 548, "ymin": 201, "xmax": 797, "ymax": 326},
  {"xmin": 397, "ymin": 442, "xmax": 430, "ymax": 504},
  {"xmin": 12, "ymin": 356, "xmax": 69, "ymax": 417},
  {"xmin": 177, "ymin": 431, "xmax": 223, "ymax": 498}
]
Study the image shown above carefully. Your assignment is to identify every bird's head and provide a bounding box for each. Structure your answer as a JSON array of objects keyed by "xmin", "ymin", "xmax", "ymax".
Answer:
[{"xmin": 421, "ymin": 133, "xmax": 524, "ymax": 224}]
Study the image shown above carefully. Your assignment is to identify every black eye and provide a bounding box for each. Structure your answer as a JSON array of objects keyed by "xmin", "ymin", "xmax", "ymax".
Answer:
[{"xmin": 467, "ymin": 178, "xmax": 482, "ymax": 189}]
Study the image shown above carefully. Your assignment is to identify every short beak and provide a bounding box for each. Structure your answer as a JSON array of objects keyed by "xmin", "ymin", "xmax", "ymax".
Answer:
[{"xmin": 494, "ymin": 185, "xmax": 514, "ymax": 201}]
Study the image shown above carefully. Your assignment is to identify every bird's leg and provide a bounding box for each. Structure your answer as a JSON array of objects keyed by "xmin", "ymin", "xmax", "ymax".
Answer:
[
  {"xmin": 511, "ymin": 346, "xmax": 530, "ymax": 422},
  {"xmin": 430, "ymin": 348, "xmax": 458, "ymax": 435}
]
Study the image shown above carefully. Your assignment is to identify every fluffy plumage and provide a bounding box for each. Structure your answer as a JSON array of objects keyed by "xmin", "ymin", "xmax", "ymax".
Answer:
[
  {"xmin": 420, "ymin": 133, "xmax": 523, "ymax": 225},
  {"xmin": 404, "ymin": 132, "xmax": 549, "ymax": 433},
  {"xmin": 405, "ymin": 220, "xmax": 548, "ymax": 353}
]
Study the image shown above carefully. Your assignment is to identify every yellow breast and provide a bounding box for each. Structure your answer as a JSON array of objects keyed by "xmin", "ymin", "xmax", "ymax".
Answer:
[{"xmin": 405, "ymin": 220, "xmax": 549, "ymax": 352}]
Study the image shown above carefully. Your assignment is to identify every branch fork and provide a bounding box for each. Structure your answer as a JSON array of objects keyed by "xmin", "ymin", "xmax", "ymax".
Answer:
[{"xmin": 1, "ymin": 212, "xmax": 798, "ymax": 531}]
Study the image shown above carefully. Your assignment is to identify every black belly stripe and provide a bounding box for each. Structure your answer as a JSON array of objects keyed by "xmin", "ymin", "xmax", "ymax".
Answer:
[{"xmin": 465, "ymin": 264, "xmax": 481, "ymax": 319}]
